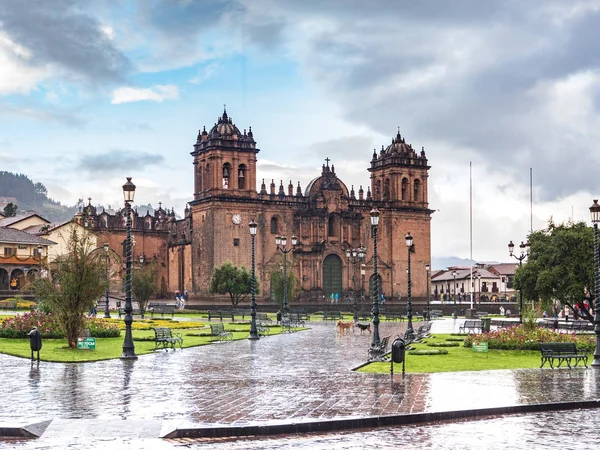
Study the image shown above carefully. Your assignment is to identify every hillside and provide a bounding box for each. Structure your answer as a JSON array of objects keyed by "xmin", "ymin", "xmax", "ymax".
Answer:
[{"xmin": 0, "ymin": 171, "xmax": 78, "ymax": 222}]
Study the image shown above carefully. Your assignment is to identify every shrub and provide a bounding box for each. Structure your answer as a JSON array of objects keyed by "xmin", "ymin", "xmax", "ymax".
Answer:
[
  {"xmin": 427, "ymin": 342, "xmax": 460, "ymax": 347},
  {"xmin": 85, "ymin": 318, "xmax": 121, "ymax": 338},
  {"xmin": 0, "ymin": 311, "xmax": 64, "ymax": 338},
  {"xmin": 408, "ymin": 349, "xmax": 449, "ymax": 355},
  {"xmin": 463, "ymin": 325, "xmax": 595, "ymax": 351}
]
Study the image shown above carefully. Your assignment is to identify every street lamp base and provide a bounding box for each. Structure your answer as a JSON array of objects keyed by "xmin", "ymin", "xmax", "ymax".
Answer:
[
  {"xmin": 248, "ymin": 333, "xmax": 260, "ymax": 340},
  {"xmin": 591, "ymin": 358, "xmax": 600, "ymax": 367},
  {"xmin": 120, "ymin": 353, "xmax": 138, "ymax": 360}
]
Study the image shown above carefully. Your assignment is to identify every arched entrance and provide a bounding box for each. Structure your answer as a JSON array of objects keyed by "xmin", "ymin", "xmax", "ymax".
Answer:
[
  {"xmin": 9, "ymin": 269, "xmax": 24, "ymax": 290},
  {"xmin": 0, "ymin": 269, "xmax": 8, "ymax": 290},
  {"xmin": 323, "ymin": 254, "xmax": 342, "ymax": 298}
]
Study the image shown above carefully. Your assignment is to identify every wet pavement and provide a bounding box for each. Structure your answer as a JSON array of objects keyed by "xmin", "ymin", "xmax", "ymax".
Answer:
[{"xmin": 1, "ymin": 318, "xmax": 599, "ymax": 448}]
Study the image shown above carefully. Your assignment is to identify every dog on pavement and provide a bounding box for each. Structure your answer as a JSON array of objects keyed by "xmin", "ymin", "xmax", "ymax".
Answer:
[
  {"xmin": 354, "ymin": 322, "xmax": 371, "ymax": 335},
  {"xmin": 336, "ymin": 320, "xmax": 354, "ymax": 334}
]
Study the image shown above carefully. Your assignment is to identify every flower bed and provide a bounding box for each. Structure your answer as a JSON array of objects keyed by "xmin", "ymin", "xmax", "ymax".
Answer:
[{"xmin": 463, "ymin": 325, "xmax": 595, "ymax": 351}]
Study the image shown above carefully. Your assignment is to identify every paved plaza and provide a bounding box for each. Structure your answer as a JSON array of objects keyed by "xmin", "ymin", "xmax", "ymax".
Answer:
[{"xmin": 1, "ymin": 318, "xmax": 600, "ymax": 448}]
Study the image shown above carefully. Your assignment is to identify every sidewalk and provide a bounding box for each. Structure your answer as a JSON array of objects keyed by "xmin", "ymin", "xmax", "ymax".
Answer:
[{"xmin": 1, "ymin": 319, "xmax": 599, "ymax": 448}]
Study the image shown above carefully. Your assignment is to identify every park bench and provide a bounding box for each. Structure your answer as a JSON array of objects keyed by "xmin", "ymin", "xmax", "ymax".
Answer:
[
  {"xmin": 368, "ymin": 335, "xmax": 391, "ymax": 360},
  {"xmin": 356, "ymin": 311, "xmax": 371, "ymax": 321},
  {"xmin": 496, "ymin": 320, "xmax": 517, "ymax": 329},
  {"xmin": 415, "ymin": 321, "xmax": 433, "ymax": 340},
  {"xmin": 152, "ymin": 327, "xmax": 183, "ymax": 350},
  {"xmin": 255, "ymin": 312, "xmax": 272, "ymax": 336},
  {"xmin": 539, "ymin": 342, "xmax": 588, "ymax": 369},
  {"xmin": 292, "ymin": 310, "xmax": 311, "ymax": 322},
  {"xmin": 459, "ymin": 319, "xmax": 482, "ymax": 334},
  {"xmin": 567, "ymin": 321, "xmax": 593, "ymax": 332},
  {"xmin": 323, "ymin": 311, "xmax": 342, "ymax": 321},
  {"xmin": 289, "ymin": 313, "xmax": 305, "ymax": 327},
  {"xmin": 0, "ymin": 300, "xmax": 17, "ymax": 310},
  {"xmin": 475, "ymin": 312, "xmax": 488, "ymax": 318},
  {"xmin": 231, "ymin": 310, "xmax": 249, "ymax": 321},
  {"xmin": 430, "ymin": 310, "xmax": 443, "ymax": 319},
  {"xmin": 210, "ymin": 323, "xmax": 233, "ymax": 342},
  {"xmin": 148, "ymin": 303, "xmax": 177, "ymax": 319},
  {"xmin": 118, "ymin": 307, "xmax": 143, "ymax": 318},
  {"xmin": 385, "ymin": 312, "xmax": 403, "ymax": 321}
]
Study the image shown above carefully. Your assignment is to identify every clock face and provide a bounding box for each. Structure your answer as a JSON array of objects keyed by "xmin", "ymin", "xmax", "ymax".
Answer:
[{"xmin": 231, "ymin": 214, "xmax": 242, "ymax": 225}]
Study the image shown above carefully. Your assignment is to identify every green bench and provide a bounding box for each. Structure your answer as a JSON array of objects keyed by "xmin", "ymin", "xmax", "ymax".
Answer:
[
  {"xmin": 152, "ymin": 327, "xmax": 183, "ymax": 350},
  {"xmin": 210, "ymin": 323, "xmax": 233, "ymax": 341}
]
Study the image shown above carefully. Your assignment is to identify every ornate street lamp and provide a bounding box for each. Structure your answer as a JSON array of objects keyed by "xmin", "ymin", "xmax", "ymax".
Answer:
[
  {"xmin": 452, "ymin": 270, "xmax": 457, "ymax": 317},
  {"xmin": 405, "ymin": 232, "xmax": 414, "ymax": 340},
  {"xmin": 121, "ymin": 177, "xmax": 137, "ymax": 360},
  {"xmin": 425, "ymin": 263, "xmax": 430, "ymax": 320},
  {"xmin": 276, "ymin": 233, "xmax": 297, "ymax": 315},
  {"xmin": 346, "ymin": 244, "xmax": 367, "ymax": 323},
  {"xmin": 248, "ymin": 220, "xmax": 259, "ymax": 340},
  {"xmin": 369, "ymin": 207, "xmax": 382, "ymax": 355},
  {"xmin": 508, "ymin": 239, "xmax": 530, "ymax": 324},
  {"xmin": 590, "ymin": 200, "xmax": 600, "ymax": 366},
  {"xmin": 103, "ymin": 242, "xmax": 111, "ymax": 318},
  {"xmin": 37, "ymin": 245, "xmax": 43, "ymax": 278}
]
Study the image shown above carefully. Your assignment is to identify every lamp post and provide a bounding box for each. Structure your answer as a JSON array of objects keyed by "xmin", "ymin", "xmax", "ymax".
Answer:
[
  {"xmin": 369, "ymin": 208, "xmax": 382, "ymax": 354},
  {"xmin": 405, "ymin": 233, "xmax": 414, "ymax": 340},
  {"xmin": 508, "ymin": 239, "xmax": 530, "ymax": 324},
  {"xmin": 346, "ymin": 245, "xmax": 367, "ymax": 323},
  {"xmin": 37, "ymin": 245, "xmax": 43, "ymax": 278},
  {"xmin": 248, "ymin": 220, "xmax": 259, "ymax": 340},
  {"xmin": 121, "ymin": 177, "xmax": 137, "ymax": 360},
  {"xmin": 103, "ymin": 243, "xmax": 111, "ymax": 318},
  {"xmin": 276, "ymin": 234, "xmax": 297, "ymax": 315},
  {"xmin": 452, "ymin": 270, "xmax": 457, "ymax": 317},
  {"xmin": 589, "ymin": 200, "xmax": 600, "ymax": 366},
  {"xmin": 425, "ymin": 263, "xmax": 430, "ymax": 320}
]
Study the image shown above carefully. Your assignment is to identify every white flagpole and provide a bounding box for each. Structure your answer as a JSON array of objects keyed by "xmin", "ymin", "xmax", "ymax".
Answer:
[{"xmin": 470, "ymin": 161, "xmax": 473, "ymax": 309}]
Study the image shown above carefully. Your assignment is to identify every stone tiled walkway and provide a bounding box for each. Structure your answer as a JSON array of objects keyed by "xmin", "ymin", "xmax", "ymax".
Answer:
[{"xmin": 1, "ymin": 318, "xmax": 599, "ymax": 448}]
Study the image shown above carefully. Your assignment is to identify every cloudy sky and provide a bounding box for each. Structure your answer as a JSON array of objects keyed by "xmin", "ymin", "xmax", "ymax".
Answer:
[{"xmin": 1, "ymin": 0, "xmax": 599, "ymax": 264}]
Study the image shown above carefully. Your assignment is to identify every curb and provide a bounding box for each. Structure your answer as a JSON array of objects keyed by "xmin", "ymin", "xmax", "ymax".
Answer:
[{"xmin": 163, "ymin": 400, "xmax": 600, "ymax": 439}]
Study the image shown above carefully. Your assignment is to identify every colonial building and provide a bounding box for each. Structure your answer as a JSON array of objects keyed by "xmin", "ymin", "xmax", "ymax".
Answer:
[{"xmin": 77, "ymin": 109, "xmax": 434, "ymax": 303}]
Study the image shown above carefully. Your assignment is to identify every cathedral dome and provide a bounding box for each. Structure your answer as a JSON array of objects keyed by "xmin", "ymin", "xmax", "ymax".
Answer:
[
  {"xmin": 209, "ymin": 109, "xmax": 242, "ymax": 138},
  {"xmin": 384, "ymin": 130, "xmax": 416, "ymax": 156}
]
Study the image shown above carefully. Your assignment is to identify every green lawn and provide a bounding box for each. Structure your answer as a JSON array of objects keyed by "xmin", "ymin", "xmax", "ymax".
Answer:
[
  {"xmin": 358, "ymin": 334, "xmax": 543, "ymax": 373},
  {"xmin": 0, "ymin": 322, "xmax": 290, "ymax": 363}
]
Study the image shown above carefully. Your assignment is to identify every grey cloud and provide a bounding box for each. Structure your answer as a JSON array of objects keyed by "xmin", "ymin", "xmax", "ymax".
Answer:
[
  {"xmin": 0, "ymin": 0, "xmax": 131, "ymax": 84},
  {"xmin": 78, "ymin": 150, "xmax": 164, "ymax": 173},
  {"xmin": 139, "ymin": 0, "xmax": 233, "ymax": 35},
  {"xmin": 0, "ymin": 101, "xmax": 87, "ymax": 127}
]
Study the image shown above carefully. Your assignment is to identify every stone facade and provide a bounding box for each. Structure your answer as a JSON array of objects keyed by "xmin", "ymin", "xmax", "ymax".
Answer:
[{"xmin": 76, "ymin": 109, "xmax": 433, "ymax": 302}]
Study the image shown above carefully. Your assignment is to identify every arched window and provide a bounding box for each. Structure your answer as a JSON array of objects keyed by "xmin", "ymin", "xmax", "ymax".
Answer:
[
  {"xmin": 401, "ymin": 178, "xmax": 408, "ymax": 201},
  {"xmin": 270, "ymin": 217, "xmax": 278, "ymax": 234},
  {"xmin": 413, "ymin": 179, "xmax": 420, "ymax": 202},
  {"xmin": 383, "ymin": 179, "xmax": 390, "ymax": 200},
  {"xmin": 222, "ymin": 163, "xmax": 231, "ymax": 189},
  {"xmin": 375, "ymin": 180, "xmax": 381, "ymax": 200},
  {"xmin": 238, "ymin": 164, "xmax": 246, "ymax": 190},
  {"xmin": 328, "ymin": 215, "xmax": 338, "ymax": 237}
]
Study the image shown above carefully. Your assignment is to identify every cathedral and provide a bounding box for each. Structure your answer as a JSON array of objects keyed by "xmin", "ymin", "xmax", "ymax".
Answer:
[{"xmin": 78, "ymin": 109, "xmax": 433, "ymax": 303}]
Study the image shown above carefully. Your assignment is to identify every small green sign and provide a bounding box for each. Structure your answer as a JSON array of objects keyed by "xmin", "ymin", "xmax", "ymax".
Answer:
[
  {"xmin": 472, "ymin": 341, "xmax": 488, "ymax": 353},
  {"xmin": 77, "ymin": 337, "xmax": 96, "ymax": 350}
]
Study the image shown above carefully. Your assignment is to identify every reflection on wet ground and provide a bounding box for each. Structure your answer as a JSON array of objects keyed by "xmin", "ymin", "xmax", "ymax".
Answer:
[{"xmin": 1, "ymin": 319, "xmax": 599, "ymax": 448}]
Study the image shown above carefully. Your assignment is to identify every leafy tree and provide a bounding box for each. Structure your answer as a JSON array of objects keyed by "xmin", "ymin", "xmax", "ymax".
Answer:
[
  {"xmin": 132, "ymin": 263, "xmax": 157, "ymax": 317},
  {"xmin": 515, "ymin": 220, "xmax": 594, "ymax": 322},
  {"xmin": 270, "ymin": 268, "xmax": 297, "ymax": 308},
  {"xmin": 29, "ymin": 227, "xmax": 108, "ymax": 348},
  {"xmin": 209, "ymin": 262, "xmax": 258, "ymax": 306},
  {"xmin": 3, "ymin": 202, "xmax": 17, "ymax": 217}
]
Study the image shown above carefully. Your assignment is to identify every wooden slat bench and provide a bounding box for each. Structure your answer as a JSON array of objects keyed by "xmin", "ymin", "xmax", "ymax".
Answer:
[
  {"xmin": 459, "ymin": 319, "xmax": 482, "ymax": 334},
  {"xmin": 152, "ymin": 327, "xmax": 183, "ymax": 350},
  {"xmin": 384, "ymin": 312, "xmax": 403, "ymax": 321},
  {"xmin": 368, "ymin": 335, "xmax": 391, "ymax": 360},
  {"xmin": 256, "ymin": 313, "xmax": 272, "ymax": 336},
  {"xmin": 149, "ymin": 303, "xmax": 177, "ymax": 319},
  {"xmin": 210, "ymin": 323, "xmax": 233, "ymax": 341},
  {"xmin": 323, "ymin": 311, "xmax": 342, "ymax": 321},
  {"xmin": 118, "ymin": 308, "xmax": 143, "ymax": 318},
  {"xmin": 540, "ymin": 342, "xmax": 588, "ymax": 368}
]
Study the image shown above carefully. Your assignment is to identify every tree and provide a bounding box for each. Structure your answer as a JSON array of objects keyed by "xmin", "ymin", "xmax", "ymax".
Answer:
[
  {"xmin": 270, "ymin": 269, "xmax": 297, "ymax": 308},
  {"xmin": 515, "ymin": 220, "xmax": 594, "ymax": 322},
  {"xmin": 209, "ymin": 262, "xmax": 257, "ymax": 306},
  {"xmin": 132, "ymin": 263, "xmax": 157, "ymax": 317},
  {"xmin": 30, "ymin": 227, "xmax": 108, "ymax": 348},
  {"xmin": 3, "ymin": 202, "xmax": 17, "ymax": 217}
]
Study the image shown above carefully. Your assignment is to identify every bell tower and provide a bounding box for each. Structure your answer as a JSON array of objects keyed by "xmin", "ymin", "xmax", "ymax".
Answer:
[
  {"xmin": 368, "ymin": 129, "xmax": 430, "ymax": 208},
  {"xmin": 191, "ymin": 108, "xmax": 259, "ymax": 200}
]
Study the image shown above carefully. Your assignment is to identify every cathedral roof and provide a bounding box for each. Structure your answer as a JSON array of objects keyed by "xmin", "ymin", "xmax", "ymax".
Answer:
[
  {"xmin": 383, "ymin": 129, "xmax": 418, "ymax": 157},
  {"xmin": 208, "ymin": 109, "xmax": 242, "ymax": 137},
  {"xmin": 304, "ymin": 160, "xmax": 349, "ymax": 198}
]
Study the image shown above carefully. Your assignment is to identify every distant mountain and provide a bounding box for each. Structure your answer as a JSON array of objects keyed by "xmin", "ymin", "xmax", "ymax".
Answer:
[
  {"xmin": 0, "ymin": 171, "xmax": 77, "ymax": 222},
  {"xmin": 431, "ymin": 256, "xmax": 476, "ymax": 271}
]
